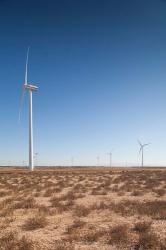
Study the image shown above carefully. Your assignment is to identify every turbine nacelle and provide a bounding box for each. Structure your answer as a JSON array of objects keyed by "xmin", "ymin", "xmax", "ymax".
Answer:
[{"xmin": 24, "ymin": 84, "xmax": 38, "ymax": 91}]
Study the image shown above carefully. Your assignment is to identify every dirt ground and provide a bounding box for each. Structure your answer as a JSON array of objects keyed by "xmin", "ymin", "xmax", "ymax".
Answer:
[{"xmin": 0, "ymin": 167, "xmax": 166, "ymax": 250}]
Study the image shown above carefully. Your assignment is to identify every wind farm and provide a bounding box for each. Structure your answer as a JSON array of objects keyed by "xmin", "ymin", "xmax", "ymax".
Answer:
[{"xmin": 0, "ymin": 0, "xmax": 166, "ymax": 249}]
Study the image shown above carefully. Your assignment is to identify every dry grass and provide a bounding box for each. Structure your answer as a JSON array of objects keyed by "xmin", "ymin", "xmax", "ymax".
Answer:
[
  {"xmin": 136, "ymin": 231, "xmax": 161, "ymax": 250},
  {"xmin": 22, "ymin": 215, "xmax": 48, "ymax": 231},
  {"xmin": 74, "ymin": 205, "xmax": 91, "ymax": 217},
  {"xmin": 0, "ymin": 167, "xmax": 165, "ymax": 249},
  {"xmin": 49, "ymin": 240, "xmax": 74, "ymax": 250},
  {"xmin": 0, "ymin": 231, "xmax": 35, "ymax": 250},
  {"xmin": 13, "ymin": 198, "xmax": 37, "ymax": 209},
  {"xmin": 108, "ymin": 224, "xmax": 130, "ymax": 246},
  {"xmin": 66, "ymin": 219, "xmax": 86, "ymax": 234},
  {"xmin": 134, "ymin": 220, "xmax": 152, "ymax": 233}
]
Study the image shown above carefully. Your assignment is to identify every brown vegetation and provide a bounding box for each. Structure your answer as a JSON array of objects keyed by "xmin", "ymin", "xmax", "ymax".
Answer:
[
  {"xmin": 0, "ymin": 167, "xmax": 165, "ymax": 249},
  {"xmin": 22, "ymin": 216, "xmax": 48, "ymax": 231}
]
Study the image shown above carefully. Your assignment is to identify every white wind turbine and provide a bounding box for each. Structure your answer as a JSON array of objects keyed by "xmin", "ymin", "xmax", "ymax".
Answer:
[
  {"xmin": 96, "ymin": 156, "xmax": 100, "ymax": 167},
  {"xmin": 138, "ymin": 140, "xmax": 150, "ymax": 167},
  {"xmin": 107, "ymin": 149, "xmax": 114, "ymax": 167},
  {"xmin": 19, "ymin": 47, "xmax": 38, "ymax": 171}
]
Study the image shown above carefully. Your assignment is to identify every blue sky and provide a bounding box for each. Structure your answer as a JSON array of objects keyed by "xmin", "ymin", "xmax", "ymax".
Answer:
[{"xmin": 0, "ymin": 0, "xmax": 166, "ymax": 166}]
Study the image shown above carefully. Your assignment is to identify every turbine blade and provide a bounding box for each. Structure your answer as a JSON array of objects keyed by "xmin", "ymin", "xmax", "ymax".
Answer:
[
  {"xmin": 25, "ymin": 47, "xmax": 30, "ymax": 85},
  {"xmin": 137, "ymin": 140, "xmax": 142, "ymax": 147},
  {"xmin": 138, "ymin": 147, "xmax": 142, "ymax": 156},
  {"xmin": 144, "ymin": 143, "xmax": 151, "ymax": 147},
  {"xmin": 18, "ymin": 86, "xmax": 26, "ymax": 123}
]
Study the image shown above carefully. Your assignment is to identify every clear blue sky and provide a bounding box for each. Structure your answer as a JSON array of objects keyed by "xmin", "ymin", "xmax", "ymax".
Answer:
[{"xmin": 0, "ymin": 0, "xmax": 166, "ymax": 166}]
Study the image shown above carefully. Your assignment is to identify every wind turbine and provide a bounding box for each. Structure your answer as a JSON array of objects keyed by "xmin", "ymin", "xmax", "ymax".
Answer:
[
  {"xmin": 96, "ymin": 156, "xmax": 100, "ymax": 167},
  {"xmin": 19, "ymin": 47, "xmax": 38, "ymax": 171},
  {"xmin": 138, "ymin": 140, "xmax": 150, "ymax": 167},
  {"xmin": 71, "ymin": 156, "xmax": 74, "ymax": 167},
  {"xmin": 107, "ymin": 150, "xmax": 113, "ymax": 167},
  {"xmin": 34, "ymin": 152, "xmax": 39, "ymax": 167}
]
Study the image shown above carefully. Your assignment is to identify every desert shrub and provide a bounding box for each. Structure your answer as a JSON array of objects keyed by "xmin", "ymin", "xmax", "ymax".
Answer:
[
  {"xmin": 156, "ymin": 209, "xmax": 166, "ymax": 220},
  {"xmin": 134, "ymin": 221, "xmax": 152, "ymax": 233},
  {"xmin": 91, "ymin": 189, "xmax": 107, "ymax": 195},
  {"xmin": 50, "ymin": 240, "xmax": 74, "ymax": 250},
  {"xmin": 74, "ymin": 205, "xmax": 91, "ymax": 217},
  {"xmin": 22, "ymin": 215, "xmax": 47, "ymax": 230},
  {"xmin": 131, "ymin": 190, "xmax": 143, "ymax": 196},
  {"xmin": 0, "ymin": 207, "xmax": 13, "ymax": 217},
  {"xmin": 13, "ymin": 198, "xmax": 37, "ymax": 209},
  {"xmin": 0, "ymin": 191, "xmax": 11, "ymax": 197},
  {"xmin": 82, "ymin": 229, "xmax": 105, "ymax": 243},
  {"xmin": 109, "ymin": 200, "xmax": 166, "ymax": 219},
  {"xmin": 50, "ymin": 192, "xmax": 72, "ymax": 204},
  {"xmin": 66, "ymin": 219, "xmax": 86, "ymax": 234},
  {"xmin": 16, "ymin": 236, "xmax": 35, "ymax": 250},
  {"xmin": 108, "ymin": 224, "xmax": 130, "ymax": 246},
  {"xmin": 43, "ymin": 188, "xmax": 56, "ymax": 197},
  {"xmin": 0, "ymin": 198, "xmax": 13, "ymax": 209},
  {"xmin": 0, "ymin": 231, "xmax": 16, "ymax": 250},
  {"xmin": 0, "ymin": 232, "xmax": 35, "ymax": 250},
  {"xmin": 38, "ymin": 205, "xmax": 56, "ymax": 216},
  {"xmin": 136, "ymin": 231, "xmax": 161, "ymax": 250},
  {"xmin": 50, "ymin": 198, "xmax": 70, "ymax": 213},
  {"xmin": 154, "ymin": 189, "xmax": 165, "ymax": 197}
]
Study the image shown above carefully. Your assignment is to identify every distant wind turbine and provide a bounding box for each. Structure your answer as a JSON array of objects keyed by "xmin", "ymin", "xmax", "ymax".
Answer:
[
  {"xmin": 138, "ymin": 140, "xmax": 150, "ymax": 167},
  {"xmin": 96, "ymin": 156, "xmax": 100, "ymax": 167},
  {"xmin": 71, "ymin": 156, "xmax": 74, "ymax": 167},
  {"xmin": 19, "ymin": 47, "xmax": 38, "ymax": 171},
  {"xmin": 107, "ymin": 150, "xmax": 113, "ymax": 167}
]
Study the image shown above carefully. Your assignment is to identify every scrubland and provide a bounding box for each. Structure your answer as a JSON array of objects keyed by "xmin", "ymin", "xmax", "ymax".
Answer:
[{"xmin": 0, "ymin": 167, "xmax": 166, "ymax": 250}]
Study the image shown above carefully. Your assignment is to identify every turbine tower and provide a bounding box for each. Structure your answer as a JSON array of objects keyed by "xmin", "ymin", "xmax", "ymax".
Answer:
[
  {"xmin": 19, "ymin": 47, "xmax": 38, "ymax": 171},
  {"xmin": 71, "ymin": 156, "xmax": 74, "ymax": 167},
  {"xmin": 107, "ymin": 152, "xmax": 112, "ymax": 167},
  {"xmin": 96, "ymin": 156, "xmax": 100, "ymax": 167},
  {"xmin": 138, "ymin": 140, "xmax": 150, "ymax": 167}
]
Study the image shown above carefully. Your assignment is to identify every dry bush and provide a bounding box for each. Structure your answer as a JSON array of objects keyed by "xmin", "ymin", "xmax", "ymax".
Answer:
[
  {"xmin": 63, "ymin": 199, "xmax": 75, "ymax": 207},
  {"xmin": 136, "ymin": 231, "xmax": 161, "ymax": 250},
  {"xmin": 50, "ymin": 199, "xmax": 69, "ymax": 213},
  {"xmin": 108, "ymin": 224, "xmax": 130, "ymax": 246},
  {"xmin": 0, "ymin": 207, "xmax": 14, "ymax": 218},
  {"xmin": 37, "ymin": 205, "xmax": 57, "ymax": 216},
  {"xmin": 109, "ymin": 200, "xmax": 166, "ymax": 219},
  {"xmin": 74, "ymin": 205, "xmax": 91, "ymax": 217},
  {"xmin": 0, "ymin": 198, "xmax": 13, "ymax": 209},
  {"xmin": 131, "ymin": 190, "xmax": 143, "ymax": 196},
  {"xmin": 91, "ymin": 188, "xmax": 107, "ymax": 195},
  {"xmin": 13, "ymin": 198, "xmax": 37, "ymax": 209},
  {"xmin": 134, "ymin": 221, "xmax": 152, "ymax": 233},
  {"xmin": 117, "ymin": 191, "xmax": 125, "ymax": 196},
  {"xmin": 81, "ymin": 229, "xmax": 105, "ymax": 243},
  {"xmin": 0, "ymin": 190, "xmax": 11, "ymax": 197},
  {"xmin": 0, "ymin": 232, "xmax": 35, "ymax": 250},
  {"xmin": 154, "ymin": 189, "xmax": 165, "ymax": 197},
  {"xmin": 50, "ymin": 240, "xmax": 74, "ymax": 250},
  {"xmin": 50, "ymin": 192, "xmax": 72, "ymax": 204},
  {"xmin": 43, "ymin": 188, "xmax": 61, "ymax": 197},
  {"xmin": 66, "ymin": 226, "xmax": 106, "ymax": 244},
  {"xmin": 0, "ymin": 217, "xmax": 15, "ymax": 230},
  {"xmin": 16, "ymin": 236, "xmax": 35, "ymax": 250},
  {"xmin": 90, "ymin": 201, "xmax": 109, "ymax": 211},
  {"xmin": 66, "ymin": 219, "xmax": 86, "ymax": 234},
  {"xmin": 22, "ymin": 215, "xmax": 48, "ymax": 231}
]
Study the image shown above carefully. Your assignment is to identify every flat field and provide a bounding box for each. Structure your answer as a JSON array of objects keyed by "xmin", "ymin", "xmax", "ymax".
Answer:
[{"xmin": 0, "ymin": 167, "xmax": 166, "ymax": 250}]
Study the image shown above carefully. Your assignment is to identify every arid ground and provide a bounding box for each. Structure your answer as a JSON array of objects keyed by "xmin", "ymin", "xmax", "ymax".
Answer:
[{"xmin": 0, "ymin": 167, "xmax": 166, "ymax": 250}]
